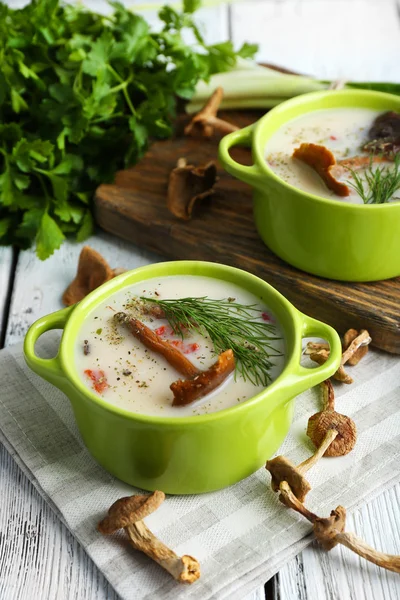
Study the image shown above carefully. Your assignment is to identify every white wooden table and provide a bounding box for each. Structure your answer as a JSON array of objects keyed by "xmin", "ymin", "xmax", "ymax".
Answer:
[{"xmin": 1, "ymin": 1, "xmax": 400, "ymax": 599}]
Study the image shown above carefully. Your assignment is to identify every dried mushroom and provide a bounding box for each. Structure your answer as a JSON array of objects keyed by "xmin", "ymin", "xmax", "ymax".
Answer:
[
  {"xmin": 343, "ymin": 328, "xmax": 369, "ymax": 365},
  {"xmin": 266, "ymin": 333, "xmax": 400, "ymax": 574},
  {"xmin": 306, "ymin": 380, "xmax": 357, "ymax": 457},
  {"xmin": 98, "ymin": 491, "xmax": 200, "ymax": 583},
  {"xmin": 304, "ymin": 341, "xmax": 330, "ymax": 354},
  {"xmin": 364, "ymin": 111, "xmax": 400, "ymax": 156},
  {"xmin": 307, "ymin": 410, "xmax": 357, "ymax": 457},
  {"xmin": 334, "ymin": 154, "xmax": 389, "ymax": 174},
  {"xmin": 171, "ymin": 349, "xmax": 235, "ymax": 406},
  {"xmin": 309, "ymin": 349, "xmax": 353, "ymax": 384},
  {"xmin": 63, "ymin": 246, "xmax": 125, "ymax": 306},
  {"xmin": 308, "ymin": 328, "xmax": 371, "ymax": 383},
  {"xmin": 184, "ymin": 87, "xmax": 239, "ymax": 138},
  {"xmin": 278, "ymin": 482, "xmax": 400, "ymax": 573},
  {"xmin": 167, "ymin": 159, "xmax": 218, "ymax": 220},
  {"xmin": 341, "ymin": 329, "xmax": 371, "ymax": 366},
  {"xmin": 114, "ymin": 312, "xmax": 200, "ymax": 379},
  {"xmin": 266, "ymin": 428, "xmax": 337, "ymax": 503},
  {"xmin": 292, "ymin": 143, "xmax": 350, "ymax": 196}
]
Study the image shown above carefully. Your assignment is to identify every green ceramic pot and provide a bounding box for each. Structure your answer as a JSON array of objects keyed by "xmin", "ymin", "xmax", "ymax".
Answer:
[
  {"xmin": 24, "ymin": 261, "xmax": 341, "ymax": 494},
  {"xmin": 219, "ymin": 90, "xmax": 400, "ymax": 282}
]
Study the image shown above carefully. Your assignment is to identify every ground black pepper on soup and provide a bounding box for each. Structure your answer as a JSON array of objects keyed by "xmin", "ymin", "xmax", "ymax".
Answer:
[
  {"xmin": 76, "ymin": 275, "xmax": 285, "ymax": 417},
  {"xmin": 266, "ymin": 108, "xmax": 400, "ymax": 204}
]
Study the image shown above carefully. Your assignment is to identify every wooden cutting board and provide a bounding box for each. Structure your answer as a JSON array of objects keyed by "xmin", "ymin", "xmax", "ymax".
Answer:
[{"xmin": 94, "ymin": 111, "xmax": 400, "ymax": 355}]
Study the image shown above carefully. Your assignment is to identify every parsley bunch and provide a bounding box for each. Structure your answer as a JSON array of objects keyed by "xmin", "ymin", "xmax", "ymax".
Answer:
[{"xmin": 0, "ymin": 0, "xmax": 256, "ymax": 258}]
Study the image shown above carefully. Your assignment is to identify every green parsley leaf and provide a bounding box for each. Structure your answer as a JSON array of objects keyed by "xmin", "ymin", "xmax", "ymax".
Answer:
[
  {"xmin": 36, "ymin": 212, "xmax": 65, "ymax": 260},
  {"xmin": 76, "ymin": 210, "xmax": 94, "ymax": 241},
  {"xmin": 0, "ymin": 0, "xmax": 257, "ymax": 259},
  {"xmin": 0, "ymin": 217, "xmax": 12, "ymax": 239},
  {"xmin": 183, "ymin": 0, "xmax": 202, "ymax": 14}
]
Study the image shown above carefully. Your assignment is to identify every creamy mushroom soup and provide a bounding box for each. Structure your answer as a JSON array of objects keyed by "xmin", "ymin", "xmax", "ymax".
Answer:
[
  {"xmin": 75, "ymin": 275, "xmax": 285, "ymax": 417},
  {"xmin": 265, "ymin": 108, "xmax": 400, "ymax": 204}
]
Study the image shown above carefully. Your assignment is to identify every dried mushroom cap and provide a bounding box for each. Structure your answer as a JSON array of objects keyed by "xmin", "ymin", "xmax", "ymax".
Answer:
[
  {"xmin": 292, "ymin": 143, "xmax": 350, "ymax": 197},
  {"xmin": 363, "ymin": 112, "xmax": 400, "ymax": 157},
  {"xmin": 98, "ymin": 491, "xmax": 165, "ymax": 534},
  {"xmin": 307, "ymin": 410, "xmax": 357, "ymax": 457},
  {"xmin": 368, "ymin": 111, "xmax": 400, "ymax": 140},
  {"xmin": 167, "ymin": 161, "xmax": 217, "ymax": 220},
  {"xmin": 266, "ymin": 455, "xmax": 311, "ymax": 503},
  {"xmin": 313, "ymin": 505, "xmax": 347, "ymax": 551},
  {"xmin": 63, "ymin": 246, "xmax": 115, "ymax": 306}
]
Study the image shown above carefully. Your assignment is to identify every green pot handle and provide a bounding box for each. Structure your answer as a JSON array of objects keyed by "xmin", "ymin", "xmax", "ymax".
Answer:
[
  {"xmin": 286, "ymin": 313, "xmax": 342, "ymax": 395},
  {"xmin": 24, "ymin": 306, "xmax": 74, "ymax": 389},
  {"xmin": 218, "ymin": 124, "xmax": 264, "ymax": 187}
]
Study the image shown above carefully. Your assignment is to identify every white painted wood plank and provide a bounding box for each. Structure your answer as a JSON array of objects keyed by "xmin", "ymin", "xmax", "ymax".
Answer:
[
  {"xmin": 276, "ymin": 486, "xmax": 400, "ymax": 600},
  {"xmin": 231, "ymin": 0, "xmax": 400, "ymax": 81},
  {"xmin": 0, "ymin": 443, "xmax": 119, "ymax": 600},
  {"xmin": 0, "ymin": 248, "xmax": 13, "ymax": 345},
  {"xmin": 1, "ymin": 235, "xmax": 160, "ymax": 600}
]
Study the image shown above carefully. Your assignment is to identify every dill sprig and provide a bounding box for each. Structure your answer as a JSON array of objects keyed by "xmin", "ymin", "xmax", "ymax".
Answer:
[
  {"xmin": 346, "ymin": 154, "xmax": 400, "ymax": 204},
  {"xmin": 140, "ymin": 296, "xmax": 282, "ymax": 386}
]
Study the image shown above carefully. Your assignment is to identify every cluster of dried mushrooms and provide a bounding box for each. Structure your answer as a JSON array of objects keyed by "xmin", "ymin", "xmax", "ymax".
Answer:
[
  {"xmin": 167, "ymin": 87, "xmax": 238, "ymax": 221},
  {"xmin": 266, "ymin": 330, "xmax": 400, "ymax": 574}
]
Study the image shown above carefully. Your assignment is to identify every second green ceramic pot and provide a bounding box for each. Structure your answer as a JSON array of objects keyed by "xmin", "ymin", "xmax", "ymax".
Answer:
[
  {"xmin": 219, "ymin": 90, "xmax": 400, "ymax": 282},
  {"xmin": 24, "ymin": 261, "xmax": 341, "ymax": 494}
]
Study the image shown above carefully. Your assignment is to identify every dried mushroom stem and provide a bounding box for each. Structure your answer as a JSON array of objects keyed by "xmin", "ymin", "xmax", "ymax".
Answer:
[
  {"xmin": 308, "ymin": 328, "xmax": 371, "ymax": 382},
  {"xmin": 171, "ymin": 349, "xmax": 235, "ymax": 406},
  {"xmin": 126, "ymin": 520, "xmax": 200, "ymax": 583},
  {"xmin": 321, "ymin": 379, "xmax": 335, "ymax": 412},
  {"xmin": 278, "ymin": 481, "xmax": 318, "ymax": 519},
  {"xmin": 278, "ymin": 482, "xmax": 400, "ymax": 574},
  {"xmin": 176, "ymin": 157, "xmax": 187, "ymax": 168},
  {"xmin": 297, "ymin": 428, "xmax": 338, "ymax": 472},
  {"xmin": 98, "ymin": 491, "xmax": 200, "ymax": 584},
  {"xmin": 184, "ymin": 87, "xmax": 239, "ymax": 138},
  {"xmin": 342, "ymin": 329, "xmax": 371, "ymax": 366},
  {"xmin": 114, "ymin": 312, "xmax": 200, "ymax": 379},
  {"xmin": 336, "ymin": 531, "xmax": 400, "ymax": 573}
]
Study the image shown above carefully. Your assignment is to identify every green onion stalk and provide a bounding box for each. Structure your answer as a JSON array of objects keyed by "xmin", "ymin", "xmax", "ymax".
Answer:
[{"xmin": 187, "ymin": 59, "xmax": 400, "ymax": 113}]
